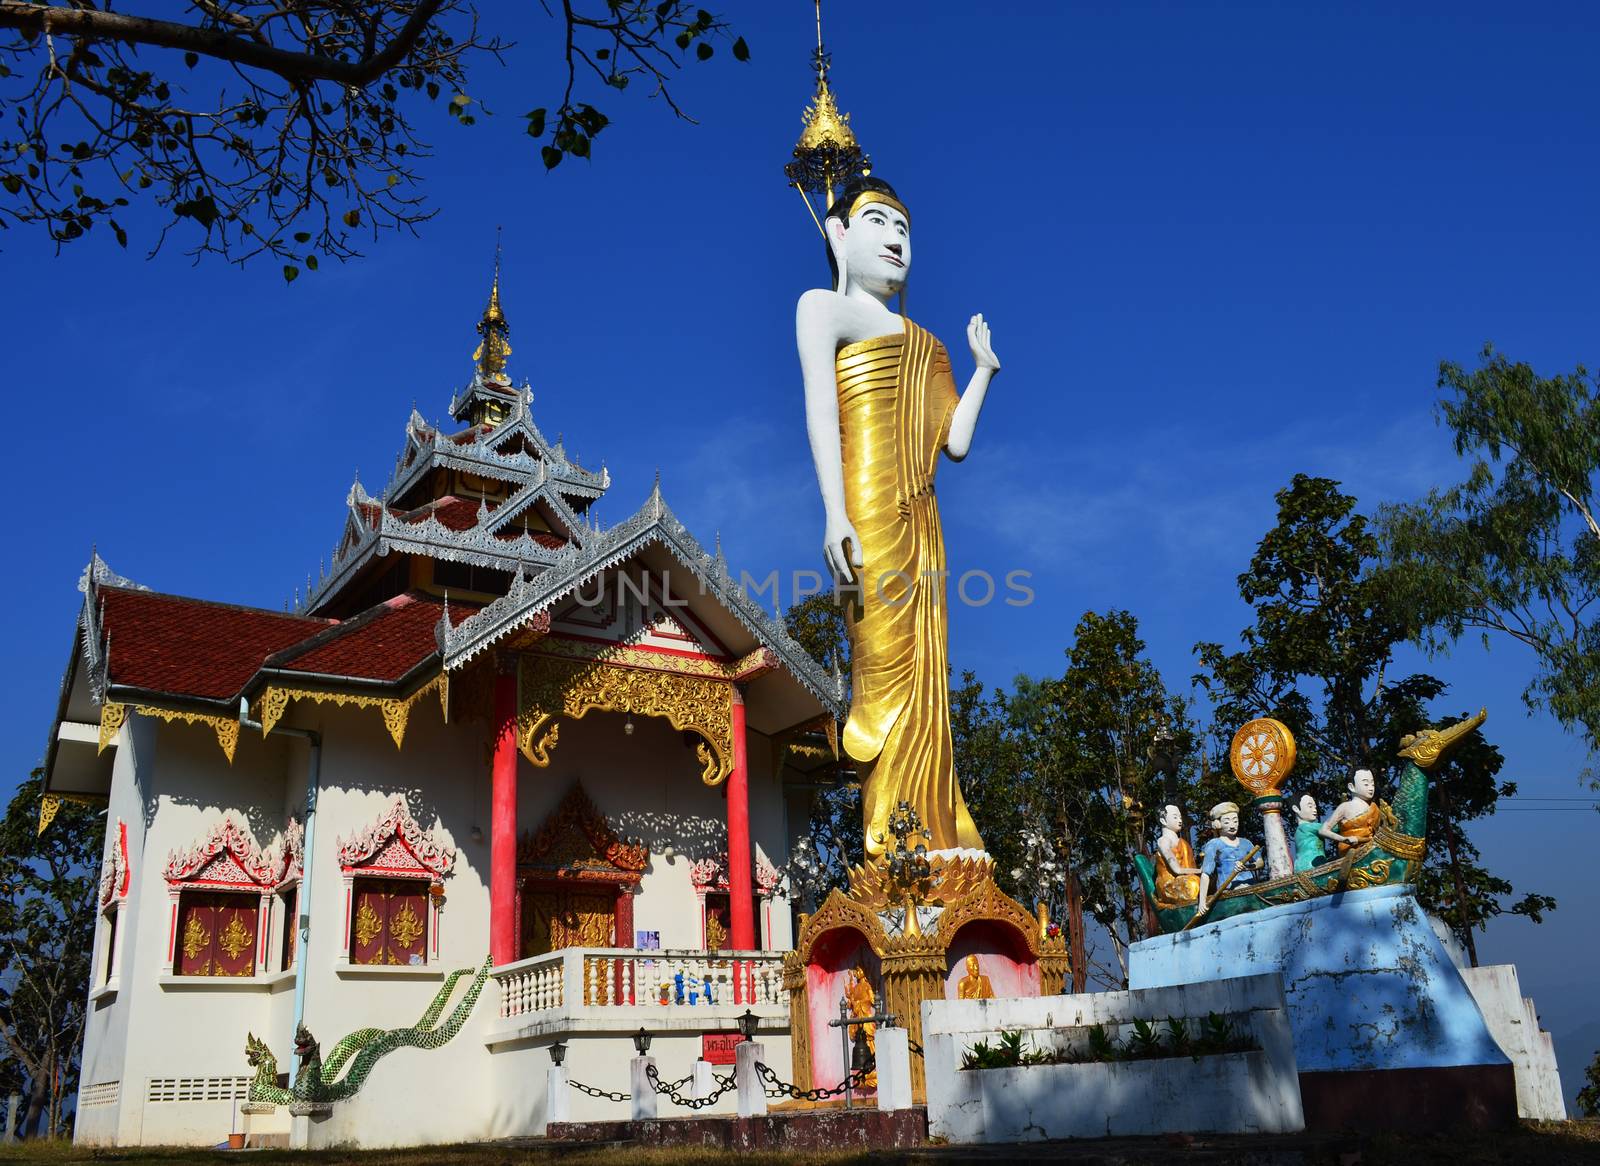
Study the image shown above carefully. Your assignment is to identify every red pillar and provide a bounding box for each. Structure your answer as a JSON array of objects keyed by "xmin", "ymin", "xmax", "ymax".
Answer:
[
  {"xmin": 727, "ymin": 686, "xmax": 755, "ymax": 954},
  {"xmin": 490, "ymin": 667, "xmax": 518, "ymax": 967}
]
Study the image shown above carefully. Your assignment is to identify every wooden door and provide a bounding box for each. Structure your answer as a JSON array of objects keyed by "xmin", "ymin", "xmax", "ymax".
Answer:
[{"xmin": 520, "ymin": 883, "xmax": 614, "ymax": 955}]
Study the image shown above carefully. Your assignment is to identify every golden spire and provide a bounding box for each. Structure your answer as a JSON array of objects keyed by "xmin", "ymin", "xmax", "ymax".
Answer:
[
  {"xmin": 473, "ymin": 234, "xmax": 512, "ymax": 384},
  {"xmin": 785, "ymin": 0, "xmax": 869, "ymax": 233}
]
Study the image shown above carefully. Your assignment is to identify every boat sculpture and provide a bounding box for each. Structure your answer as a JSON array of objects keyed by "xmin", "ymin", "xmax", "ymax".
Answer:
[{"xmin": 1134, "ymin": 709, "xmax": 1484, "ymax": 934}]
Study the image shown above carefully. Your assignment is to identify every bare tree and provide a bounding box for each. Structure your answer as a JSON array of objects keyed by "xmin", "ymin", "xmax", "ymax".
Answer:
[{"xmin": 0, "ymin": 2, "xmax": 746, "ymax": 274}]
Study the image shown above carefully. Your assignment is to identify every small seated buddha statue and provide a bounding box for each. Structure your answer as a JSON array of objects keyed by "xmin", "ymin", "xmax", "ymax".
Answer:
[
  {"xmin": 957, "ymin": 953, "xmax": 994, "ymax": 1000},
  {"xmin": 1152, "ymin": 803, "xmax": 1201, "ymax": 907}
]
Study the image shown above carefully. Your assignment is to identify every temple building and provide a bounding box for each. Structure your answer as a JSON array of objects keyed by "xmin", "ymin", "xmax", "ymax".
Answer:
[{"xmin": 44, "ymin": 270, "xmax": 843, "ymax": 1147}]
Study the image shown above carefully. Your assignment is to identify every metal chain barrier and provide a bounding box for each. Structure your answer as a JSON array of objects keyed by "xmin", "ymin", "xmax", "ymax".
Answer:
[
  {"xmin": 907, "ymin": 1037, "xmax": 924, "ymax": 1058},
  {"xmin": 754, "ymin": 1061, "xmax": 868, "ymax": 1102},
  {"xmin": 645, "ymin": 1063, "xmax": 738, "ymax": 1110},
  {"xmin": 568, "ymin": 1079, "xmax": 631, "ymax": 1103}
]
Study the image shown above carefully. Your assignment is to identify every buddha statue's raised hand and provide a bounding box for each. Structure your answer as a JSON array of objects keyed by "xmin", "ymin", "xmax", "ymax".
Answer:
[{"xmin": 968, "ymin": 313, "xmax": 1001, "ymax": 373}]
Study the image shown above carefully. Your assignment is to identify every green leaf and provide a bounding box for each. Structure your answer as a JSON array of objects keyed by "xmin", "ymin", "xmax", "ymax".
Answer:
[
  {"xmin": 525, "ymin": 108, "xmax": 547, "ymax": 136},
  {"xmin": 675, "ymin": 31, "xmax": 691, "ymax": 49},
  {"xmin": 293, "ymin": 231, "xmax": 311, "ymax": 243},
  {"xmin": 111, "ymin": 219, "xmax": 127, "ymax": 247},
  {"xmin": 283, "ymin": 265, "xmax": 299, "ymax": 284},
  {"xmin": 184, "ymin": 51, "xmax": 198, "ymax": 68},
  {"xmin": 540, "ymin": 145, "xmax": 563, "ymax": 170},
  {"xmin": 305, "ymin": 254, "xmax": 318, "ymax": 271},
  {"xmin": 696, "ymin": 42, "xmax": 713, "ymax": 61},
  {"xmin": 342, "ymin": 208, "xmax": 361, "ymax": 228},
  {"xmin": 0, "ymin": 175, "xmax": 19, "ymax": 195},
  {"xmin": 732, "ymin": 36, "xmax": 750, "ymax": 61}
]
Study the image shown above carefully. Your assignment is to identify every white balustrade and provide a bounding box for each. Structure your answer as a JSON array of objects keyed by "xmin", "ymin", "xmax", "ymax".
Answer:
[
  {"xmin": 493, "ymin": 951, "xmax": 566, "ymax": 1018},
  {"xmin": 494, "ymin": 948, "xmax": 786, "ymax": 1020}
]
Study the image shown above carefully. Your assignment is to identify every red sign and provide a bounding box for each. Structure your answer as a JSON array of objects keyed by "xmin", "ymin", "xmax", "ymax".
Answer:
[{"xmin": 701, "ymin": 1033, "xmax": 740, "ymax": 1065}]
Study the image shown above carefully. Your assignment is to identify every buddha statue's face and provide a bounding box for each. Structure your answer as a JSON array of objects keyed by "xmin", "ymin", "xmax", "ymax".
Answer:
[
  {"xmin": 1296, "ymin": 794, "xmax": 1318, "ymax": 822},
  {"xmin": 965, "ymin": 954, "xmax": 980, "ymax": 976},
  {"xmin": 1160, "ymin": 804, "xmax": 1182, "ymax": 832},
  {"xmin": 1350, "ymin": 769, "xmax": 1376, "ymax": 800},
  {"xmin": 829, "ymin": 200, "xmax": 910, "ymax": 298}
]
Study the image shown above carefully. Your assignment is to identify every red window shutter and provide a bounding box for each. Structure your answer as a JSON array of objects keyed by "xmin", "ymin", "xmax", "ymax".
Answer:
[
  {"xmin": 385, "ymin": 880, "xmax": 428, "ymax": 965},
  {"xmin": 177, "ymin": 894, "xmax": 217, "ymax": 976},
  {"xmin": 351, "ymin": 880, "xmax": 388, "ymax": 966},
  {"xmin": 213, "ymin": 897, "xmax": 258, "ymax": 977},
  {"xmin": 280, "ymin": 888, "xmax": 298, "ymax": 971}
]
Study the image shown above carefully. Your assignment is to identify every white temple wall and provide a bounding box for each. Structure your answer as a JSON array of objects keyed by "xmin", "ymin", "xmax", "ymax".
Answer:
[
  {"xmin": 75, "ymin": 689, "xmax": 805, "ymax": 1147},
  {"xmin": 94, "ymin": 718, "xmax": 298, "ymax": 1147},
  {"xmin": 74, "ymin": 714, "xmax": 155, "ymax": 1146}
]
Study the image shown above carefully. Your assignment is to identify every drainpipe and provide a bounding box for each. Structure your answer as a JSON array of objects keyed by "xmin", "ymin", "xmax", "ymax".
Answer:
[{"xmin": 240, "ymin": 698, "xmax": 322, "ymax": 1076}]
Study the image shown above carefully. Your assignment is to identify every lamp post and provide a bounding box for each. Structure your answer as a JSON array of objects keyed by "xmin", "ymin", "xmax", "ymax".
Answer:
[
  {"xmin": 547, "ymin": 1040, "xmax": 567, "ymax": 1067},
  {"xmin": 631, "ymin": 1027, "xmax": 652, "ymax": 1056},
  {"xmin": 736, "ymin": 1009, "xmax": 759, "ymax": 1043}
]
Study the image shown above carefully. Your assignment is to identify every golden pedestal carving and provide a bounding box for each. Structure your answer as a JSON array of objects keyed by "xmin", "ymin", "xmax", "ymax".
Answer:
[{"xmin": 784, "ymin": 869, "xmax": 1069, "ymax": 1099}]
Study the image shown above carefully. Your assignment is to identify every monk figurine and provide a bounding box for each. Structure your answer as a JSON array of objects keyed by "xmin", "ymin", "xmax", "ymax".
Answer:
[
  {"xmin": 957, "ymin": 953, "xmax": 994, "ymax": 1000},
  {"xmin": 844, "ymin": 965, "xmax": 878, "ymax": 1088},
  {"xmin": 1197, "ymin": 802, "xmax": 1262, "ymax": 912},
  {"xmin": 1152, "ymin": 804, "xmax": 1201, "ymax": 907},
  {"xmin": 1321, "ymin": 769, "xmax": 1380, "ymax": 855},
  {"xmin": 1292, "ymin": 793, "xmax": 1326, "ymax": 872},
  {"xmin": 796, "ymin": 176, "xmax": 996, "ymax": 860}
]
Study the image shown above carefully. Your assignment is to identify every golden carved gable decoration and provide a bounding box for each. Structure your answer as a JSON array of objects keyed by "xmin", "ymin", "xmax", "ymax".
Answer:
[
  {"xmin": 518, "ymin": 784, "xmax": 647, "ymax": 882},
  {"xmin": 516, "ymin": 653, "xmax": 733, "ymax": 785},
  {"xmin": 792, "ymin": 887, "xmax": 888, "ymax": 966},
  {"xmin": 934, "ymin": 876, "xmax": 1042, "ymax": 959}
]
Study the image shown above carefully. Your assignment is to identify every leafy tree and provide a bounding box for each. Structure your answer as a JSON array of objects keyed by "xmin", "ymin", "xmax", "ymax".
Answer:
[
  {"xmin": 1196, "ymin": 474, "xmax": 1554, "ymax": 962},
  {"xmin": 0, "ymin": 774, "xmax": 99, "ymax": 1139},
  {"xmin": 1381, "ymin": 345, "xmax": 1599, "ymax": 785},
  {"xmin": 781, "ymin": 592, "xmax": 856, "ymax": 901},
  {"xmin": 1577, "ymin": 1047, "xmax": 1600, "ymax": 1118},
  {"xmin": 1018, "ymin": 611, "xmax": 1195, "ymax": 989},
  {"xmin": 0, "ymin": 2, "xmax": 748, "ymax": 272}
]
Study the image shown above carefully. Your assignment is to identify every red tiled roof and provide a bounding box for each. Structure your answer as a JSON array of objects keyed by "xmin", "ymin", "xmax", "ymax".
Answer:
[
  {"xmin": 100, "ymin": 588, "xmax": 332, "ymax": 701},
  {"xmin": 497, "ymin": 528, "xmax": 567, "ymax": 549},
  {"xmin": 273, "ymin": 592, "xmax": 480, "ymax": 682}
]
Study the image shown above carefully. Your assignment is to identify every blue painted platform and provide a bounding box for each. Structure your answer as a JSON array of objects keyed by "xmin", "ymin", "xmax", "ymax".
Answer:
[{"xmin": 1127, "ymin": 885, "xmax": 1506, "ymax": 1074}]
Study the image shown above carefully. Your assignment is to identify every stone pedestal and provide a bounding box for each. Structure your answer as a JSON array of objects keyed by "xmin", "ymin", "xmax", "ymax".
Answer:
[
  {"xmin": 691, "ymin": 1058, "xmax": 716, "ymax": 1102},
  {"xmin": 874, "ymin": 1027, "xmax": 912, "ymax": 1112},
  {"xmin": 736, "ymin": 1040, "xmax": 767, "ymax": 1118},
  {"xmin": 546, "ymin": 1066, "xmax": 570, "ymax": 1126},
  {"xmin": 629, "ymin": 1057, "xmax": 657, "ymax": 1121},
  {"xmin": 1128, "ymin": 884, "xmax": 1515, "ymax": 1131}
]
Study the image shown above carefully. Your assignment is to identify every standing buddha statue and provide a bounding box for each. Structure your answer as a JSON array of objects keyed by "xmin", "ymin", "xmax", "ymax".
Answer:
[{"xmin": 795, "ymin": 176, "xmax": 998, "ymax": 861}]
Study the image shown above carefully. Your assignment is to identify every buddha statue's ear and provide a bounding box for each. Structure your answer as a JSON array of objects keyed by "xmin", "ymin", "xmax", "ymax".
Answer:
[{"xmin": 826, "ymin": 214, "xmax": 849, "ymax": 292}]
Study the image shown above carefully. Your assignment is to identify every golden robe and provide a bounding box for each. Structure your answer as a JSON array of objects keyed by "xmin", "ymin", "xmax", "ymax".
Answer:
[
  {"xmin": 1153, "ymin": 836, "xmax": 1200, "ymax": 908},
  {"xmin": 836, "ymin": 321, "xmax": 984, "ymax": 859},
  {"xmin": 1337, "ymin": 801, "xmax": 1382, "ymax": 854}
]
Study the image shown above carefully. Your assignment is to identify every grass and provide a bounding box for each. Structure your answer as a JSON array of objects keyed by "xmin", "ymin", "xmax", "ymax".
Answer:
[{"xmin": 0, "ymin": 1121, "xmax": 1596, "ymax": 1164}]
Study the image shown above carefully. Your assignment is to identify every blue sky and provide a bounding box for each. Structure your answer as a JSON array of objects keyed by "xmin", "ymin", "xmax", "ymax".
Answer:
[{"xmin": 4, "ymin": 2, "xmax": 1596, "ymax": 1101}]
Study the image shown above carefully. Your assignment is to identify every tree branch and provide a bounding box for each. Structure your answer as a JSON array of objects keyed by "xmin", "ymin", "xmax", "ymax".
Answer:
[{"xmin": 0, "ymin": 1, "xmax": 445, "ymax": 87}]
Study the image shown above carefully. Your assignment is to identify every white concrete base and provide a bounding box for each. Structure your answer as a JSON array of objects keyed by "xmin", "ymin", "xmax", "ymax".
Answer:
[
  {"xmin": 629, "ymin": 1056, "xmax": 657, "ymax": 1120},
  {"xmin": 923, "ymin": 972, "xmax": 1303, "ymax": 1143},
  {"xmin": 691, "ymin": 1058, "xmax": 715, "ymax": 1101},
  {"xmin": 736, "ymin": 1040, "xmax": 767, "ymax": 1117},
  {"xmin": 1461, "ymin": 964, "xmax": 1567, "ymax": 1120},
  {"xmin": 546, "ymin": 1066, "xmax": 569, "ymax": 1126},
  {"xmin": 875, "ymin": 1027, "xmax": 912, "ymax": 1112}
]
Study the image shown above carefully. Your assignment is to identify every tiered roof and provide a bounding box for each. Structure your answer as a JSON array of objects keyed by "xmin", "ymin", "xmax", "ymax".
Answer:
[{"xmin": 45, "ymin": 263, "xmax": 841, "ymax": 797}]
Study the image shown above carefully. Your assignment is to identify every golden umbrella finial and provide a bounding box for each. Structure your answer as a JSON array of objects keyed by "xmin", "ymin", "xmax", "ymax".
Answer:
[
  {"xmin": 473, "ymin": 229, "xmax": 512, "ymax": 383},
  {"xmin": 785, "ymin": 0, "xmax": 870, "ymax": 237}
]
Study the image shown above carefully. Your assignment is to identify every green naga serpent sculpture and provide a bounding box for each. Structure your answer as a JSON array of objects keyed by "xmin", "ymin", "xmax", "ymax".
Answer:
[
  {"xmin": 1135, "ymin": 709, "xmax": 1486, "ymax": 935},
  {"xmin": 244, "ymin": 956, "xmax": 490, "ymax": 1106}
]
